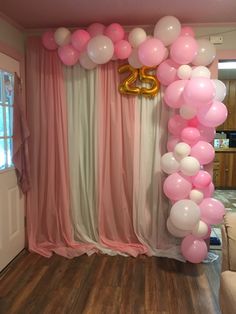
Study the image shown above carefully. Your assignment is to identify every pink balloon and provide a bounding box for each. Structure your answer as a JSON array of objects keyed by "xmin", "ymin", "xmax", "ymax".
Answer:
[
  {"xmin": 188, "ymin": 117, "xmax": 199, "ymax": 128},
  {"xmin": 71, "ymin": 29, "xmax": 91, "ymax": 52},
  {"xmin": 42, "ymin": 31, "xmax": 57, "ymax": 50},
  {"xmin": 163, "ymin": 173, "xmax": 192, "ymax": 201},
  {"xmin": 202, "ymin": 182, "xmax": 215, "ymax": 198},
  {"xmin": 170, "ymin": 36, "xmax": 198, "ymax": 64},
  {"xmin": 156, "ymin": 59, "xmax": 178, "ymax": 86},
  {"xmin": 168, "ymin": 115, "xmax": 188, "ymax": 136},
  {"xmin": 200, "ymin": 198, "xmax": 226, "ymax": 225},
  {"xmin": 87, "ymin": 23, "xmax": 105, "ymax": 37},
  {"xmin": 183, "ymin": 78, "xmax": 216, "ymax": 107},
  {"xmin": 191, "ymin": 141, "xmax": 215, "ymax": 165},
  {"xmin": 58, "ymin": 45, "xmax": 79, "ymax": 66},
  {"xmin": 197, "ymin": 100, "xmax": 228, "ymax": 128},
  {"xmin": 181, "ymin": 127, "xmax": 201, "ymax": 146},
  {"xmin": 164, "ymin": 80, "xmax": 188, "ymax": 108},
  {"xmin": 104, "ymin": 23, "xmax": 125, "ymax": 43},
  {"xmin": 198, "ymin": 124, "xmax": 216, "ymax": 142},
  {"xmin": 181, "ymin": 235, "xmax": 208, "ymax": 263},
  {"xmin": 167, "ymin": 136, "xmax": 180, "ymax": 151},
  {"xmin": 114, "ymin": 40, "xmax": 132, "ymax": 59},
  {"xmin": 192, "ymin": 170, "xmax": 212, "ymax": 189},
  {"xmin": 138, "ymin": 38, "xmax": 166, "ymax": 67},
  {"xmin": 180, "ymin": 26, "xmax": 195, "ymax": 37}
]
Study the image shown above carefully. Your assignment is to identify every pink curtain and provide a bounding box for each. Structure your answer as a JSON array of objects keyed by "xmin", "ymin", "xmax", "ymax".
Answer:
[
  {"xmin": 26, "ymin": 38, "xmax": 94, "ymax": 257},
  {"xmin": 97, "ymin": 62, "xmax": 147, "ymax": 256}
]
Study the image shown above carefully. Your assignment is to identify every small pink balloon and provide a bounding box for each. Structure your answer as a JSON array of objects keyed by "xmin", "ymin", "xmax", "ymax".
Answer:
[
  {"xmin": 181, "ymin": 235, "xmax": 208, "ymax": 263},
  {"xmin": 181, "ymin": 127, "xmax": 201, "ymax": 146},
  {"xmin": 191, "ymin": 141, "xmax": 215, "ymax": 165},
  {"xmin": 180, "ymin": 26, "xmax": 195, "ymax": 37},
  {"xmin": 198, "ymin": 124, "xmax": 216, "ymax": 142},
  {"xmin": 138, "ymin": 38, "xmax": 166, "ymax": 67},
  {"xmin": 197, "ymin": 100, "xmax": 228, "ymax": 128},
  {"xmin": 71, "ymin": 29, "xmax": 91, "ymax": 52},
  {"xmin": 202, "ymin": 182, "xmax": 215, "ymax": 198},
  {"xmin": 42, "ymin": 31, "xmax": 57, "ymax": 50},
  {"xmin": 168, "ymin": 115, "xmax": 188, "ymax": 136},
  {"xmin": 164, "ymin": 80, "xmax": 188, "ymax": 108},
  {"xmin": 58, "ymin": 45, "xmax": 79, "ymax": 66},
  {"xmin": 192, "ymin": 170, "xmax": 212, "ymax": 189},
  {"xmin": 167, "ymin": 136, "xmax": 180, "ymax": 152},
  {"xmin": 156, "ymin": 59, "xmax": 178, "ymax": 86},
  {"xmin": 87, "ymin": 23, "xmax": 105, "ymax": 37},
  {"xmin": 163, "ymin": 172, "xmax": 192, "ymax": 201},
  {"xmin": 104, "ymin": 23, "xmax": 125, "ymax": 43},
  {"xmin": 114, "ymin": 40, "xmax": 132, "ymax": 59},
  {"xmin": 188, "ymin": 117, "xmax": 199, "ymax": 128},
  {"xmin": 170, "ymin": 36, "xmax": 198, "ymax": 64},
  {"xmin": 200, "ymin": 198, "xmax": 226, "ymax": 225}
]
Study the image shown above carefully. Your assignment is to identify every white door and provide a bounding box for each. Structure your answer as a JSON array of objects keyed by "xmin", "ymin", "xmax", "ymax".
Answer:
[{"xmin": 0, "ymin": 52, "xmax": 25, "ymax": 272}]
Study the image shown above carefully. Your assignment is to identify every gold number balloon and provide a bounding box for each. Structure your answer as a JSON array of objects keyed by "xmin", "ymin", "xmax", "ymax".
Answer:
[
  {"xmin": 118, "ymin": 64, "xmax": 140, "ymax": 96},
  {"xmin": 139, "ymin": 66, "xmax": 160, "ymax": 97}
]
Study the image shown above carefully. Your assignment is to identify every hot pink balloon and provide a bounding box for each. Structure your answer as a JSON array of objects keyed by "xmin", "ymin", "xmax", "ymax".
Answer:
[
  {"xmin": 197, "ymin": 100, "xmax": 228, "ymax": 128},
  {"xmin": 71, "ymin": 29, "xmax": 91, "ymax": 52},
  {"xmin": 198, "ymin": 124, "xmax": 216, "ymax": 142},
  {"xmin": 188, "ymin": 117, "xmax": 199, "ymax": 128},
  {"xmin": 163, "ymin": 172, "xmax": 192, "ymax": 201},
  {"xmin": 164, "ymin": 80, "xmax": 188, "ymax": 108},
  {"xmin": 191, "ymin": 141, "xmax": 215, "ymax": 165},
  {"xmin": 167, "ymin": 136, "xmax": 180, "ymax": 152},
  {"xmin": 181, "ymin": 235, "xmax": 208, "ymax": 263},
  {"xmin": 180, "ymin": 26, "xmax": 195, "ymax": 37},
  {"xmin": 87, "ymin": 23, "xmax": 105, "ymax": 37},
  {"xmin": 138, "ymin": 38, "xmax": 166, "ymax": 67},
  {"xmin": 156, "ymin": 59, "xmax": 178, "ymax": 86},
  {"xmin": 200, "ymin": 198, "xmax": 226, "ymax": 225},
  {"xmin": 114, "ymin": 40, "xmax": 132, "ymax": 59},
  {"xmin": 170, "ymin": 36, "xmax": 198, "ymax": 64},
  {"xmin": 104, "ymin": 23, "xmax": 125, "ymax": 43},
  {"xmin": 58, "ymin": 45, "xmax": 79, "ymax": 66},
  {"xmin": 192, "ymin": 170, "xmax": 212, "ymax": 189},
  {"xmin": 42, "ymin": 31, "xmax": 57, "ymax": 50},
  {"xmin": 181, "ymin": 127, "xmax": 201, "ymax": 146},
  {"xmin": 168, "ymin": 115, "xmax": 188, "ymax": 136}
]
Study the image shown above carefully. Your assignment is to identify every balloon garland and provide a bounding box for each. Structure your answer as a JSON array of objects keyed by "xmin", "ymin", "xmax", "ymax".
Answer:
[{"xmin": 42, "ymin": 16, "xmax": 228, "ymax": 263}]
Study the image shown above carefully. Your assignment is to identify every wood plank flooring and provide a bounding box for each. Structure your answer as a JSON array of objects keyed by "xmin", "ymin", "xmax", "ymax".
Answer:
[{"xmin": 0, "ymin": 250, "xmax": 221, "ymax": 314}]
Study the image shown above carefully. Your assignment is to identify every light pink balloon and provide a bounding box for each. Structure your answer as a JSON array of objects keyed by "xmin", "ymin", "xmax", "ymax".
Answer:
[
  {"xmin": 198, "ymin": 124, "xmax": 216, "ymax": 142},
  {"xmin": 180, "ymin": 26, "xmax": 195, "ymax": 37},
  {"xmin": 167, "ymin": 136, "xmax": 180, "ymax": 151},
  {"xmin": 156, "ymin": 59, "xmax": 178, "ymax": 86},
  {"xmin": 183, "ymin": 77, "xmax": 216, "ymax": 107},
  {"xmin": 197, "ymin": 100, "xmax": 228, "ymax": 128},
  {"xmin": 138, "ymin": 38, "xmax": 166, "ymax": 67},
  {"xmin": 187, "ymin": 117, "xmax": 199, "ymax": 128},
  {"xmin": 42, "ymin": 31, "xmax": 57, "ymax": 50},
  {"xmin": 170, "ymin": 36, "xmax": 198, "ymax": 64},
  {"xmin": 104, "ymin": 23, "xmax": 125, "ymax": 43},
  {"xmin": 168, "ymin": 115, "xmax": 188, "ymax": 136},
  {"xmin": 87, "ymin": 23, "xmax": 105, "ymax": 37},
  {"xmin": 192, "ymin": 170, "xmax": 212, "ymax": 189},
  {"xmin": 58, "ymin": 45, "xmax": 79, "ymax": 66},
  {"xmin": 163, "ymin": 173, "xmax": 192, "ymax": 201},
  {"xmin": 191, "ymin": 141, "xmax": 215, "ymax": 165},
  {"xmin": 114, "ymin": 40, "xmax": 132, "ymax": 59},
  {"xmin": 200, "ymin": 198, "xmax": 226, "ymax": 225},
  {"xmin": 181, "ymin": 127, "xmax": 201, "ymax": 146},
  {"xmin": 202, "ymin": 182, "xmax": 215, "ymax": 198},
  {"xmin": 181, "ymin": 235, "xmax": 208, "ymax": 263},
  {"xmin": 71, "ymin": 29, "xmax": 91, "ymax": 52},
  {"xmin": 164, "ymin": 80, "xmax": 188, "ymax": 108}
]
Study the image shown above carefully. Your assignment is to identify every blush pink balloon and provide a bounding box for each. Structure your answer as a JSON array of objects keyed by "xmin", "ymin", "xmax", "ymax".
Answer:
[
  {"xmin": 42, "ymin": 31, "xmax": 57, "ymax": 50},
  {"xmin": 202, "ymin": 182, "xmax": 215, "ymax": 198},
  {"xmin": 188, "ymin": 117, "xmax": 199, "ymax": 128},
  {"xmin": 163, "ymin": 173, "xmax": 192, "ymax": 201},
  {"xmin": 167, "ymin": 136, "xmax": 180, "ymax": 151},
  {"xmin": 156, "ymin": 59, "xmax": 178, "ymax": 86},
  {"xmin": 164, "ymin": 80, "xmax": 188, "ymax": 108},
  {"xmin": 180, "ymin": 26, "xmax": 195, "ymax": 37},
  {"xmin": 197, "ymin": 100, "xmax": 228, "ymax": 128},
  {"xmin": 87, "ymin": 23, "xmax": 105, "ymax": 37},
  {"xmin": 181, "ymin": 127, "xmax": 201, "ymax": 146},
  {"xmin": 58, "ymin": 45, "xmax": 79, "ymax": 66},
  {"xmin": 181, "ymin": 235, "xmax": 208, "ymax": 263},
  {"xmin": 170, "ymin": 36, "xmax": 198, "ymax": 64},
  {"xmin": 104, "ymin": 23, "xmax": 125, "ymax": 43},
  {"xmin": 114, "ymin": 40, "xmax": 132, "ymax": 59},
  {"xmin": 71, "ymin": 29, "xmax": 91, "ymax": 52},
  {"xmin": 138, "ymin": 38, "xmax": 166, "ymax": 67},
  {"xmin": 200, "ymin": 198, "xmax": 226, "ymax": 225},
  {"xmin": 191, "ymin": 141, "xmax": 215, "ymax": 165},
  {"xmin": 198, "ymin": 124, "xmax": 216, "ymax": 142},
  {"xmin": 168, "ymin": 115, "xmax": 188, "ymax": 136},
  {"xmin": 192, "ymin": 170, "xmax": 212, "ymax": 189}
]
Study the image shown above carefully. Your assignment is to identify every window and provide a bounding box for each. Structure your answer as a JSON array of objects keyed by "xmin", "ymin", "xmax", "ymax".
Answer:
[{"xmin": 0, "ymin": 70, "xmax": 14, "ymax": 170}]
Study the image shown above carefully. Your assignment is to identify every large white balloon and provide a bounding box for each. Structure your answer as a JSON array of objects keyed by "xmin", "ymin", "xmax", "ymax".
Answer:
[
  {"xmin": 180, "ymin": 105, "xmax": 197, "ymax": 120},
  {"xmin": 161, "ymin": 152, "xmax": 180, "ymax": 174},
  {"xmin": 54, "ymin": 27, "xmax": 71, "ymax": 46},
  {"xmin": 128, "ymin": 48, "xmax": 143, "ymax": 68},
  {"xmin": 191, "ymin": 66, "xmax": 211, "ymax": 79},
  {"xmin": 192, "ymin": 220, "xmax": 208, "ymax": 238},
  {"xmin": 128, "ymin": 28, "xmax": 147, "ymax": 48},
  {"xmin": 167, "ymin": 218, "xmax": 190, "ymax": 238},
  {"xmin": 154, "ymin": 16, "xmax": 181, "ymax": 46},
  {"xmin": 180, "ymin": 156, "xmax": 200, "ymax": 176},
  {"xmin": 189, "ymin": 189, "xmax": 204, "ymax": 204},
  {"xmin": 79, "ymin": 51, "xmax": 97, "ymax": 70},
  {"xmin": 177, "ymin": 65, "xmax": 192, "ymax": 80},
  {"xmin": 212, "ymin": 79, "xmax": 227, "ymax": 102},
  {"xmin": 192, "ymin": 39, "xmax": 216, "ymax": 66},
  {"xmin": 174, "ymin": 142, "xmax": 191, "ymax": 161},
  {"xmin": 87, "ymin": 35, "xmax": 114, "ymax": 64}
]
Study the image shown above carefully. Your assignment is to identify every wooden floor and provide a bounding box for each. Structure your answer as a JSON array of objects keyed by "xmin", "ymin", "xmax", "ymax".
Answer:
[{"xmin": 0, "ymin": 250, "xmax": 221, "ymax": 314}]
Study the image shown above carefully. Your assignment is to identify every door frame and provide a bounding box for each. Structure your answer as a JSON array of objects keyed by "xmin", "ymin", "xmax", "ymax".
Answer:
[{"xmin": 209, "ymin": 49, "xmax": 236, "ymax": 79}]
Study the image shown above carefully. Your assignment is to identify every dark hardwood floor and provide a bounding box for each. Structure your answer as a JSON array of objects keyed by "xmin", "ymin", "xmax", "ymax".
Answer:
[{"xmin": 0, "ymin": 250, "xmax": 221, "ymax": 314}]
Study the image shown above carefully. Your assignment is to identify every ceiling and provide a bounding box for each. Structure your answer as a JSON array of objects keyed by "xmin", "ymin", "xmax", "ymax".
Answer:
[{"xmin": 1, "ymin": 0, "xmax": 236, "ymax": 29}]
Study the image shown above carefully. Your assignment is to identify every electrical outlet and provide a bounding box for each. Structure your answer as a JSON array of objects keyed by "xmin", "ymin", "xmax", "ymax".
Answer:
[{"xmin": 210, "ymin": 35, "xmax": 223, "ymax": 44}]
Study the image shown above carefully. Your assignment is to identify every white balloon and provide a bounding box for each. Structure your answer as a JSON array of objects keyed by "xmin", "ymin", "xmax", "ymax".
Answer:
[
  {"xmin": 154, "ymin": 16, "xmax": 181, "ymax": 46},
  {"xmin": 161, "ymin": 152, "xmax": 180, "ymax": 174},
  {"xmin": 128, "ymin": 28, "xmax": 147, "ymax": 48},
  {"xmin": 167, "ymin": 217, "xmax": 190, "ymax": 238},
  {"xmin": 177, "ymin": 65, "xmax": 192, "ymax": 80},
  {"xmin": 128, "ymin": 48, "xmax": 142, "ymax": 68},
  {"xmin": 180, "ymin": 105, "xmax": 197, "ymax": 120},
  {"xmin": 87, "ymin": 35, "xmax": 114, "ymax": 64},
  {"xmin": 192, "ymin": 39, "xmax": 216, "ymax": 66},
  {"xmin": 79, "ymin": 51, "xmax": 97, "ymax": 70},
  {"xmin": 212, "ymin": 79, "xmax": 227, "ymax": 102},
  {"xmin": 180, "ymin": 156, "xmax": 200, "ymax": 176},
  {"xmin": 192, "ymin": 220, "xmax": 208, "ymax": 238},
  {"xmin": 191, "ymin": 66, "xmax": 211, "ymax": 78},
  {"xmin": 174, "ymin": 142, "xmax": 191, "ymax": 161},
  {"xmin": 54, "ymin": 27, "xmax": 71, "ymax": 46},
  {"xmin": 189, "ymin": 189, "xmax": 204, "ymax": 204}
]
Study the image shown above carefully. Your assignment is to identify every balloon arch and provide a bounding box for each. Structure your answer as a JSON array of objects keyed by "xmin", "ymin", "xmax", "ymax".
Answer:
[{"xmin": 42, "ymin": 16, "xmax": 228, "ymax": 263}]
